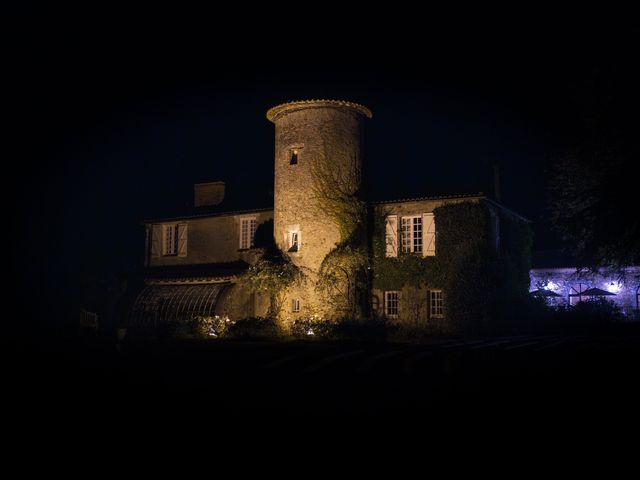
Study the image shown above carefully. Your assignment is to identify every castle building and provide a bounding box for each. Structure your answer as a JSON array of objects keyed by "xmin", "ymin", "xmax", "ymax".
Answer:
[{"xmin": 129, "ymin": 100, "xmax": 544, "ymax": 331}]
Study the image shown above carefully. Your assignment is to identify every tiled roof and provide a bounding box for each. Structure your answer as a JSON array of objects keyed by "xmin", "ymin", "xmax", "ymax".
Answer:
[
  {"xmin": 372, "ymin": 192, "xmax": 485, "ymax": 204},
  {"xmin": 144, "ymin": 261, "xmax": 249, "ymax": 284}
]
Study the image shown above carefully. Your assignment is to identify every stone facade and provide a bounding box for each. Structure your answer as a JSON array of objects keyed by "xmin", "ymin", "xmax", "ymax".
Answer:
[
  {"xmin": 145, "ymin": 209, "xmax": 272, "ymax": 267},
  {"xmin": 269, "ymin": 100, "xmax": 372, "ymax": 320},
  {"xmin": 371, "ymin": 195, "xmax": 484, "ymax": 324},
  {"xmin": 133, "ymin": 99, "xmax": 536, "ymax": 329}
]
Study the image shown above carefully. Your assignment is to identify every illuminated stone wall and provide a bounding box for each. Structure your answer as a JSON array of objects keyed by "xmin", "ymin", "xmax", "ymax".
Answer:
[
  {"xmin": 530, "ymin": 267, "xmax": 640, "ymax": 315},
  {"xmin": 145, "ymin": 210, "xmax": 273, "ymax": 267},
  {"xmin": 268, "ymin": 100, "xmax": 372, "ymax": 321}
]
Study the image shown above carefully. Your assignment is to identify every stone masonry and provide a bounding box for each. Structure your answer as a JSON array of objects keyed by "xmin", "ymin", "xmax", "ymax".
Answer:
[{"xmin": 267, "ymin": 100, "xmax": 372, "ymax": 319}]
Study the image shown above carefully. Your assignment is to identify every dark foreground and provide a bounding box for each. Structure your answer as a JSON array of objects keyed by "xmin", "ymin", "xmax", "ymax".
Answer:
[{"xmin": 10, "ymin": 333, "xmax": 640, "ymax": 439}]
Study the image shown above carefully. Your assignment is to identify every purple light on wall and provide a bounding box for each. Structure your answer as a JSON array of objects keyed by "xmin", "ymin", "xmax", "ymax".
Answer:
[{"xmin": 607, "ymin": 281, "xmax": 622, "ymax": 294}]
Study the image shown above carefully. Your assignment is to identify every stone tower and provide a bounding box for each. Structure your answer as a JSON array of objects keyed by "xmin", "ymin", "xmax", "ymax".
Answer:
[{"xmin": 267, "ymin": 99, "xmax": 372, "ymax": 320}]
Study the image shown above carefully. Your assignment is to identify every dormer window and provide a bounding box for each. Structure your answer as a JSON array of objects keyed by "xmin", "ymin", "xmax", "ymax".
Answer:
[{"xmin": 290, "ymin": 149, "xmax": 298, "ymax": 165}]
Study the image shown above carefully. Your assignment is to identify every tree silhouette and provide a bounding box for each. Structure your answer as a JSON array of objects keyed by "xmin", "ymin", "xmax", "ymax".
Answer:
[{"xmin": 549, "ymin": 66, "xmax": 639, "ymax": 269}]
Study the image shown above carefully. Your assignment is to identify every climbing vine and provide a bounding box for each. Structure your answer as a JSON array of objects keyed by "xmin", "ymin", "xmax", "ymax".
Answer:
[
  {"xmin": 311, "ymin": 145, "xmax": 367, "ymax": 243},
  {"xmin": 245, "ymin": 248, "xmax": 303, "ymax": 318},
  {"xmin": 311, "ymin": 144, "xmax": 369, "ymax": 318},
  {"xmin": 370, "ymin": 201, "xmax": 532, "ymax": 334},
  {"xmin": 317, "ymin": 244, "xmax": 369, "ymax": 318}
]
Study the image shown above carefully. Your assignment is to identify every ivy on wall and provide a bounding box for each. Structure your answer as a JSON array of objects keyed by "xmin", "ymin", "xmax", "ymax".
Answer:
[
  {"xmin": 244, "ymin": 221, "xmax": 304, "ymax": 318},
  {"xmin": 371, "ymin": 201, "xmax": 532, "ymax": 334},
  {"xmin": 312, "ymin": 145, "xmax": 370, "ymax": 318}
]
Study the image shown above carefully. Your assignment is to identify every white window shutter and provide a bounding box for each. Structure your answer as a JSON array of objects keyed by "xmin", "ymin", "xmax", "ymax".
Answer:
[
  {"xmin": 385, "ymin": 215, "xmax": 398, "ymax": 258},
  {"xmin": 151, "ymin": 225, "xmax": 161, "ymax": 259},
  {"xmin": 423, "ymin": 213, "xmax": 436, "ymax": 257},
  {"xmin": 178, "ymin": 223, "xmax": 188, "ymax": 257}
]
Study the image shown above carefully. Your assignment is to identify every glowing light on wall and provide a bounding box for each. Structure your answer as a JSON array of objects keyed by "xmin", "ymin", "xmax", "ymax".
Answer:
[
  {"xmin": 544, "ymin": 281, "xmax": 560, "ymax": 292},
  {"xmin": 607, "ymin": 282, "xmax": 622, "ymax": 294}
]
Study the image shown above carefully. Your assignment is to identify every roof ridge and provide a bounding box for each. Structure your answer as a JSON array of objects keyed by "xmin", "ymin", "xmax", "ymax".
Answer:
[{"xmin": 373, "ymin": 192, "xmax": 485, "ymax": 204}]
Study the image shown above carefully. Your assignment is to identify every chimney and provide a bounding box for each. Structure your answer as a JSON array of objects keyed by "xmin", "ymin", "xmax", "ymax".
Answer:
[{"xmin": 194, "ymin": 181, "xmax": 225, "ymax": 207}]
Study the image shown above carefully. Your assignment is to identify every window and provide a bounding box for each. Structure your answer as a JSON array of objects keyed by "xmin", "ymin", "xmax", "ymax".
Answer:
[
  {"xmin": 151, "ymin": 223, "xmax": 187, "ymax": 259},
  {"xmin": 288, "ymin": 231, "xmax": 299, "ymax": 252},
  {"xmin": 239, "ymin": 217, "xmax": 257, "ymax": 249},
  {"xmin": 292, "ymin": 298, "xmax": 300, "ymax": 313},
  {"xmin": 163, "ymin": 224, "xmax": 178, "ymax": 256},
  {"xmin": 290, "ymin": 149, "xmax": 298, "ymax": 165},
  {"xmin": 429, "ymin": 290, "xmax": 444, "ymax": 318},
  {"xmin": 401, "ymin": 216, "xmax": 423, "ymax": 253},
  {"xmin": 384, "ymin": 291, "xmax": 398, "ymax": 317},
  {"xmin": 636, "ymin": 287, "xmax": 640, "ymax": 310},
  {"xmin": 569, "ymin": 283, "xmax": 590, "ymax": 306}
]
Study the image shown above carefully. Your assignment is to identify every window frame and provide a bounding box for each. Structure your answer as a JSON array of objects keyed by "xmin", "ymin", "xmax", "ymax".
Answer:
[
  {"xmin": 400, "ymin": 215, "xmax": 423, "ymax": 254},
  {"xmin": 239, "ymin": 216, "xmax": 258, "ymax": 250},
  {"xmin": 429, "ymin": 290, "xmax": 444, "ymax": 319},
  {"xmin": 162, "ymin": 224, "xmax": 179, "ymax": 256},
  {"xmin": 287, "ymin": 145, "xmax": 303, "ymax": 165},
  {"xmin": 384, "ymin": 291, "xmax": 399, "ymax": 318},
  {"xmin": 292, "ymin": 298, "xmax": 300, "ymax": 313},
  {"xmin": 569, "ymin": 283, "xmax": 590, "ymax": 306},
  {"xmin": 288, "ymin": 230, "xmax": 300, "ymax": 252}
]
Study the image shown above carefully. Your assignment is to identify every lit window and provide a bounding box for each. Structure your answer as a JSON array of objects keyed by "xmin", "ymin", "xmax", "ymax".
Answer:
[
  {"xmin": 569, "ymin": 283, "xmax": 590, "ymax": 306},
  {"xmin": 239, "ymin": 217, "xmax": 257, "ymax": 249},
  {"xmin": 401, "ymin": 216, "xmax": 422, "ymax": 253},
  {"xmin": 288, "ymin": 231, "xmax": 299, "ymax": 252},
  {"xmin": 163, "ymin": 224, "xmax": 178, "ymax": 256},
  {"xmin": 429, "ymin": 290, "xmax": 444, "ymax": 318},
  {"xmin": 292, "ymin": 298, "xmax": 300, "ymax": 313},
  {"xmin": 290, "ymin": 149, "xmax": 298, "ymax": 165},
  {"xmin": 384, "ymin": 291, "xmax": 398, "ymax": 317}
]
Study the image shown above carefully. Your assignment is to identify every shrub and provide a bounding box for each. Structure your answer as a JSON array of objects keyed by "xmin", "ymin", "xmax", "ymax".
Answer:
[
  {"xmin": 290, "ymin": 317, "xmax": 335, "ymax": 339},
  {"xmin": 290, "ymin": 317, "xmax": 394, "ymax": 342},
  {"xmin": 554, "ymin": 298, "xmax": 623, "ymax": 332},
  {"xmin": 225, "ymin": 316, "xmax": 281, "ymax": 340}
]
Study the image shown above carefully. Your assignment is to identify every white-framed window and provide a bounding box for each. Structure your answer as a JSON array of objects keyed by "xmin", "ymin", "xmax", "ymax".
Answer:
[
  {"xmin": 569, "ymin": 283, "xmax": 590, "ymax": 306},
  {"xmin": 384, "ymin": 291, "xmax": 398, "ymax": 318},
  {"xmin": 292, "ymin": 298, "xmax": 300, "ymax": 313},
  {"xmin": 151, "ymin": 223, "xmax": 187, "ymax": 259},
  {"xmin": 429, "ymin": 290, "xmax": 444, "ymax": 318},
  {"xmin": 239, "ymin": 217, "xmax": 257, "ymax": 250},
  {"xmin": 288, "ymin": 231, "xmax": 300, "ymax": 252},
  {"xmin": 401, "ymin": 216, "xmax": 423, "ymax": 253},
  {"xmin": 163, "ymin": 224, "xmax": 178, "ymax": 256}
]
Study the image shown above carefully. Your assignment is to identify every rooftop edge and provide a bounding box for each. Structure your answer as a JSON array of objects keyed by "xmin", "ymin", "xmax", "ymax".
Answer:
[{"xmin": 266, "ymin": 99, "xmax": 373, "ymax": 122}]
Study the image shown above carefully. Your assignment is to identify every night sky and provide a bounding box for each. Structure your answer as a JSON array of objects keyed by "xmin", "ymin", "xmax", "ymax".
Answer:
[{"xmin": 10, "ymin": 10, "xmax": 638, "ymax": 331}]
